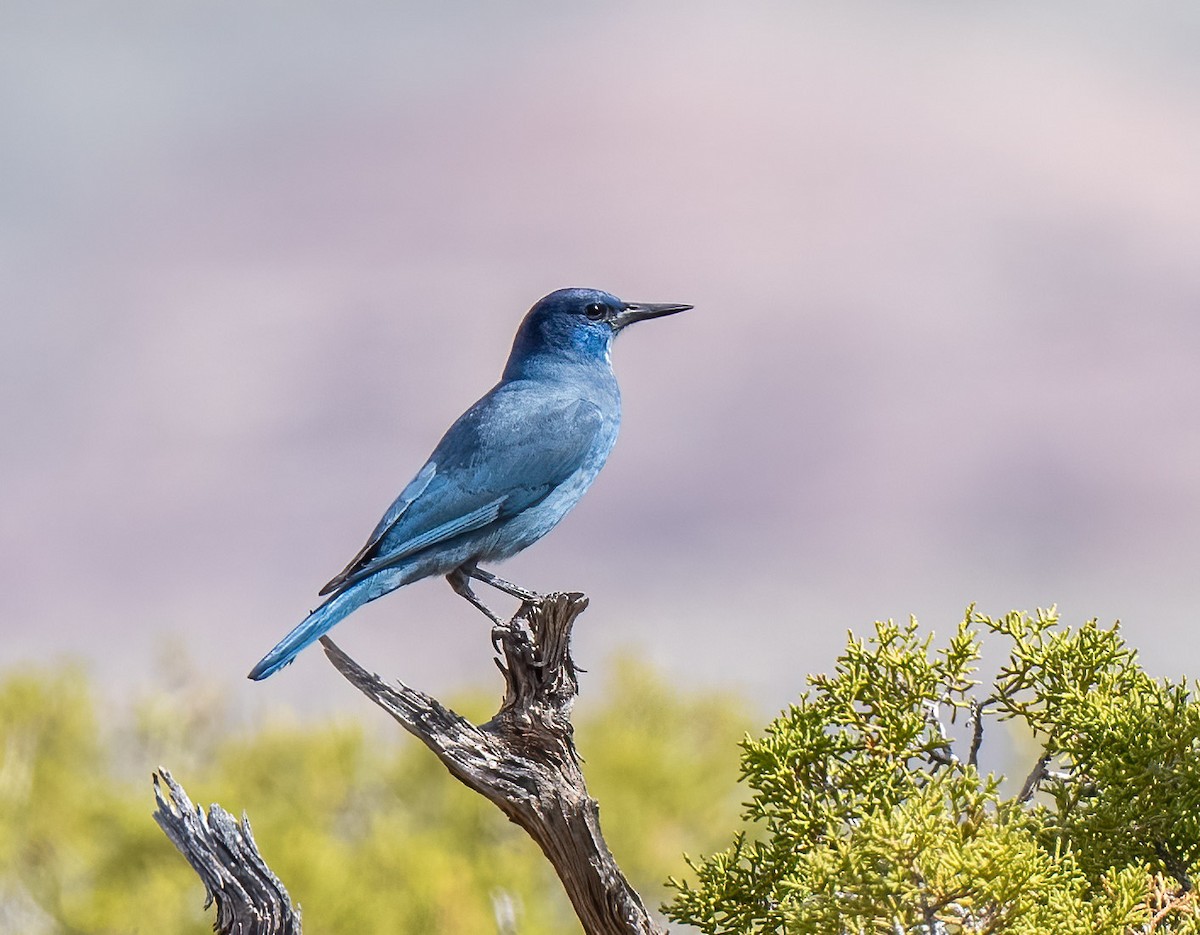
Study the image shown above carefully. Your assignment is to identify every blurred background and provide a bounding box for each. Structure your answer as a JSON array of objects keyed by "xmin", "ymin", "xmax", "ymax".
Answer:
[
  {"xmin": 4, "ymin": 0, "xmax": 1200, "ymax": 713},
  {"xmin": 5, "ymin": 2, "xmax": 1200, "ymax": 932}
]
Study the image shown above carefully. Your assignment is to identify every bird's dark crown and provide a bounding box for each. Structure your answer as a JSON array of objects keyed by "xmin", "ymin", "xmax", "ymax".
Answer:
[
  {"xmin": 503, "ymin": 287, "xmax": 690, "ymax": 381},
  {"xmin": 507, "ymin": 288, "xmax": 624, "ymax": 368}
]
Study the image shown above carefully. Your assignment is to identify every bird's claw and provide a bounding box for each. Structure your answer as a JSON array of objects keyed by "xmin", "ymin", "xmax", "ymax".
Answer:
[{"xmin": 490, "ymin": 619, "xmax": 523, "ymax": 653}]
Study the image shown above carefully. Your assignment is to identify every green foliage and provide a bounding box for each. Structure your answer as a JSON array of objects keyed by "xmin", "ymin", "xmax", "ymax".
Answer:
[
  {"xmin": 667, "ymin": 609, "xmax": 1200, "ymax": 934},
  {"xmin": 991, "ymin": 611, "xmax": 1200, "ymax": 887},
  {"xmin": 0, "ymin": 656, "xmax": 749, "ymax": 934}
]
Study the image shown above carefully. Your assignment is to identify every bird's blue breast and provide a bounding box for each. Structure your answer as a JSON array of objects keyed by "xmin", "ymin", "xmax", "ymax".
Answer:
[
  {"xmin": 478, "ymin": 394, "xmax": 620, "ymax": 562},
  {"xmin": 353, "ymin": 359, "xmax": 622, "ymax": 581},
  {"xmin": 473, "ymin": 365, "xmax": 621, "ymax": 562}
]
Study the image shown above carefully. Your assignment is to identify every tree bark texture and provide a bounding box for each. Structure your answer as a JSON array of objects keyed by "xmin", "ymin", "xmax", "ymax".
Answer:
[
  {"xmin": 152, "ymin": 769, "xmax": 302, "ymax": 935},
  {"xmin": 154, "ymin": 591, "xmax": 666, "ymax": 935},
  {"xmin": 320, "ymin": 591, "xmax": 666, "ymax": 935}
]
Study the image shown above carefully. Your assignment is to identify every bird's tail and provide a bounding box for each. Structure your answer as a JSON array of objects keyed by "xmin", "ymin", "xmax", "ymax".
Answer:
[{"xmin": 248, "ymin": 583, "xmax": 374, "ymax": 680}]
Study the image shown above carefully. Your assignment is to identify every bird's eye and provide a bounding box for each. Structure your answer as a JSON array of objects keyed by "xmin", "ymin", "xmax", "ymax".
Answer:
[{"xmin": 584, "ymin": 302, "xmax": 610, "ymax": 321}]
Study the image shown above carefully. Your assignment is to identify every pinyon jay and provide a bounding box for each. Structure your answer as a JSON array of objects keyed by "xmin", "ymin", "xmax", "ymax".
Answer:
[{"xmin": 249, "ymin": 287, "xmax": 690, "ymax": 679}]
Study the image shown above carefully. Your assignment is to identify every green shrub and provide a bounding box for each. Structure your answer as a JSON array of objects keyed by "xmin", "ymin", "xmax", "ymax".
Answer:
[
  {"xmin": 668, "ymin": 609, "xmax": 1200, "ymax": 934},
  {"xmin": 0, "ymin": 656, "xmax": 748, "ymax": 934}
]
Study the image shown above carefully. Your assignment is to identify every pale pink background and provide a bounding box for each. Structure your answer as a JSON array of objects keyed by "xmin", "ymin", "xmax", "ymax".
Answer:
[{"xmin": 4, "ymin": 2, "xmax": 1199, "ymax": 714}]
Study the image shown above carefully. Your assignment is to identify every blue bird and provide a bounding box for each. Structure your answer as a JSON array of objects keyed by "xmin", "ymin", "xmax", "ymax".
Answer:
[{"xmin": 248, "ymin": 287, "xmax": 690, "ymax": 679}]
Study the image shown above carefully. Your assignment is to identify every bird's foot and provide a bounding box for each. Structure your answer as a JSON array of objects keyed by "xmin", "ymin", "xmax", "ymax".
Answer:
[
  {"xmin": 469, "ymin": 567, "xmax": 543, "ymax": 605},
  {"xmin": 446, "ymin": 568, "xmax": 506, "ymax": 625},
  {"xmin": 490, "ymin": 622, "xmax": 512, "ymax": 654},
  {"xmin": 489, "ymin": 612, "xmax": 531, "ymax": 653}
]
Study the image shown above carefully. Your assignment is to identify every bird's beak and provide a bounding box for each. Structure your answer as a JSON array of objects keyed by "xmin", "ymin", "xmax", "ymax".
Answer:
[{"xmin": 611, "ymin": 302, "xmax": 693, "ymax": 332}]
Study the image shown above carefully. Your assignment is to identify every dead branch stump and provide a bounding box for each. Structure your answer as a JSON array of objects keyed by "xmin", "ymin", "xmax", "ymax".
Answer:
[
  {"xmin": 320, "ymin": 591, "xmax": 666, "ymax": 935},
  {"xmin": 154, "ymin": 592, "xmax": 666, "ymax": 934},
  {"xmin": 152, "ymin": 769, "xmax": 301, "ymax": 935}
]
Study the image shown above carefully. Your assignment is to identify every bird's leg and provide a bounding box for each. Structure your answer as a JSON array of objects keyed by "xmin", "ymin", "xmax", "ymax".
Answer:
[
  {"xmin": 468, "ymin": 567, "xmax": 542, "ymax": 605},
  {"xmin": 446, "ymin": 567, "xmax": 505, "ymax": 626}
]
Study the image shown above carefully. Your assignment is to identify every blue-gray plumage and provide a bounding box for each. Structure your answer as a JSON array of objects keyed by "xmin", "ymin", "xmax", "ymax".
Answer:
[{"xmin": 248, "ymin": 287, "xmax": 690, "ymax": 680}]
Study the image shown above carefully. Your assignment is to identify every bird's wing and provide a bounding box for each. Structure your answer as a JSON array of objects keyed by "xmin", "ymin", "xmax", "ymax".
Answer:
[
  {"xmin": 320, "ymin": 387, "xmax": 605, "ymax": 595},
  {"xmin": 317, "ymin": 461, "xmax": 436, "ymax": 594}
]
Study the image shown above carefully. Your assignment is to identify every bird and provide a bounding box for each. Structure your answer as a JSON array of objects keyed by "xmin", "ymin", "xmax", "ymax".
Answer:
[{"xmin": 248, "ymin": 287, "xmax": 691, "ymax": 680}]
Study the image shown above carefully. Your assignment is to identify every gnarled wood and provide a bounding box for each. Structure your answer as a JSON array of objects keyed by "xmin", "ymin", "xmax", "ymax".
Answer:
[
  {"xmin": 155, "ymin": 592, "xmax": 665, "ymax": 934},
  {"xmin": 320, "ymin": 591, "xmax": 666, "ymax": 935},
  {"xmin": 152, "ymin": 769, "xmax": 301, "ymax": 935}
]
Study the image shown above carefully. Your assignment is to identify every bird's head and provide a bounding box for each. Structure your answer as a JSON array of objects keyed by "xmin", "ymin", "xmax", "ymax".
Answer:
[{"xmin": 507, "ymin": 288, "xmax": 692, "ymax": 371}]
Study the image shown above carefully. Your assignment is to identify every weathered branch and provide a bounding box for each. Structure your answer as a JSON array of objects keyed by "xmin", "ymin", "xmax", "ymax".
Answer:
[
  {"xmin": 966, "ymin": 699, "xmax": 985, "ymax": 769},
  {"xmin": 152, "ymin": 769, "xmax": 301, "ymax": 935},
  {"xmin": 1017, "ymin": 753, "xmax": 1052, "ymax": 804},
  {"xmin": 319, "ymin": 591, "xmax": 666, "ymax": 935},
  {"xmin": 154, "ymin": 592, "xmax": 661, "ymax": 934}
]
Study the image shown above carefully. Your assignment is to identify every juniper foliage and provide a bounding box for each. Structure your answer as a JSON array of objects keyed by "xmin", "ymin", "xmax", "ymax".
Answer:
[{"xmin": 667, "ymin": 608, "xmax": 1200, "ymax": 934}]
